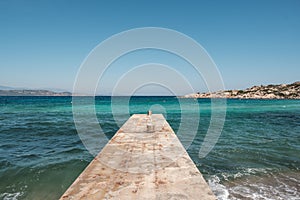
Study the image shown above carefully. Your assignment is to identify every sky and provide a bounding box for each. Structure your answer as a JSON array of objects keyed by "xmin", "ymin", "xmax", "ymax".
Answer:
[{"xmin": 0, "ymin": 0, "xmax": 299, "ymax": 95}]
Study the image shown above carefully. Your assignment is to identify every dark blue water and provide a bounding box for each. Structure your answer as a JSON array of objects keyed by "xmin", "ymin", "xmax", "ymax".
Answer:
[{"xmin": 0, "ymin": 96, "xmax": 299, "ymax": 199}]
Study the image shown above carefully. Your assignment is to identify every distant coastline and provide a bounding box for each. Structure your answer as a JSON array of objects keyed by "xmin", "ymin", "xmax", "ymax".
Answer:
[
  {"xmin": 181, "ymin": 81, "xmax": 300, "ymax": 99},
  {"xmin": 0, "ymin": 89, "xmax": 72, "ymax": 96},
  {"xmin": 1, "ymin": 81, "xmax": 299, "ymax": 98}
]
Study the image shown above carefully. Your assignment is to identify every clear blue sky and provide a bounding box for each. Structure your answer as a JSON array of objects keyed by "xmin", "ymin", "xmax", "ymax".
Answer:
[{"xmin": 0, "ymin": 0, "xmax": 299, "ymax": 94}]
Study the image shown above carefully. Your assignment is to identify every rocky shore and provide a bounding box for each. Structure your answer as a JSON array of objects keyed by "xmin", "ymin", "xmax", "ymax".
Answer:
[{"xmin": 182, "ymin": 81, "xmax": 300, "ymax": 99}]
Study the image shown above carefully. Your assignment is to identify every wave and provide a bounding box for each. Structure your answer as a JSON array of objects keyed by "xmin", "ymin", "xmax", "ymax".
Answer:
[
  {"xmin": 0, "ymin": 192, "xmax": 24, "ymax": 200},
  {"xmin": 207, "ymin": 169, "xmax": 300, "ymax": 200}
]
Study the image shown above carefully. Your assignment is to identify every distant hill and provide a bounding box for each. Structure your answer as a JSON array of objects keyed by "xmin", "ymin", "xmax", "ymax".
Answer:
[
  {"xmin": 181, "ymin": 81, "xmax": 300, "ymax": 99},
  {"xmin": 0, "ymin": 85, "xmax": 15, "ymax": 90},
  {"xmin": 0, "ymin": 89, "xmax": 72, "ymax": 96}
]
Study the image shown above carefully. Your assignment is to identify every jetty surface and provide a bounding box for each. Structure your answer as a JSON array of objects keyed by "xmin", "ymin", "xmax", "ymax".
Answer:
[{"xmin": 60, "ymin": 114, "xmax": 216, "ymax": 200}]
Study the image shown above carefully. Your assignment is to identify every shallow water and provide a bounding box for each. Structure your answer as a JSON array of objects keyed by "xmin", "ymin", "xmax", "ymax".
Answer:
[{"xmin": 0, "ymin": 96, "xmax": 299, "ymax": 199}]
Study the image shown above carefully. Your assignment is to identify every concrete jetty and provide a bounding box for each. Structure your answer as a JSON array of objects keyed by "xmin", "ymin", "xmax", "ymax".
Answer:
[{"xmin": 60, "ymin": 114, "xmax": 216, "ymax": 200}]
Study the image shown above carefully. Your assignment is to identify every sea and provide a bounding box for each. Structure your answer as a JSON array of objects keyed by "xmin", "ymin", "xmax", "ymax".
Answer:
[{"xmin": 0, "ymin": 96, "xmax": 299, "ymax": 200}]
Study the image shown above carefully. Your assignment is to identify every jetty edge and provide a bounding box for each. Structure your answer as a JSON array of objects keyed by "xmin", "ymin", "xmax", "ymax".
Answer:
[{"xmin": 60, "ymin": 114, "xmax": 216, "ymax": 200}]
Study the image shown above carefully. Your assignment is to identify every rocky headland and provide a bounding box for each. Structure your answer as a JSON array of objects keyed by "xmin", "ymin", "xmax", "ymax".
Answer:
[{"xmin": 182, "ymin": 81, "xmax": 300, "ymax": 99}]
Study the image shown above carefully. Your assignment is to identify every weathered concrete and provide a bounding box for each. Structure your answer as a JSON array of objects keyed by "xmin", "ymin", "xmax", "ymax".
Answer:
[{"xmin": 60, "ymin": 114, "xmax": 216, "ymax": 200}]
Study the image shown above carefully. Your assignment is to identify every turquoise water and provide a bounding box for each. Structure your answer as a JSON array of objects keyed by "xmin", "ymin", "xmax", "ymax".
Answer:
[{"xmin": 0, "ymin": 96, "xmax": 299, "ymax": 199}]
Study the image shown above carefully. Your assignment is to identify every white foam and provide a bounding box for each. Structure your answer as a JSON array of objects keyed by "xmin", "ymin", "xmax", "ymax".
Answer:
[
  {"xmin": 0, "ymin": 192, "xmax": 23, "ymax": 200},
  {"xmin": 217, "ymin": 168, "xmax": 270, "ymax": 181},
  {"xmin": 229, "ymin": 182, "xmax": 300, "ymax": 200},
  {"xmin": 208, "ymin": 175, "xmax": 230, "ymax": 200},
  {"xmin": 207, "ymin": 170, "xmax": 300, "ymax": 200}
]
